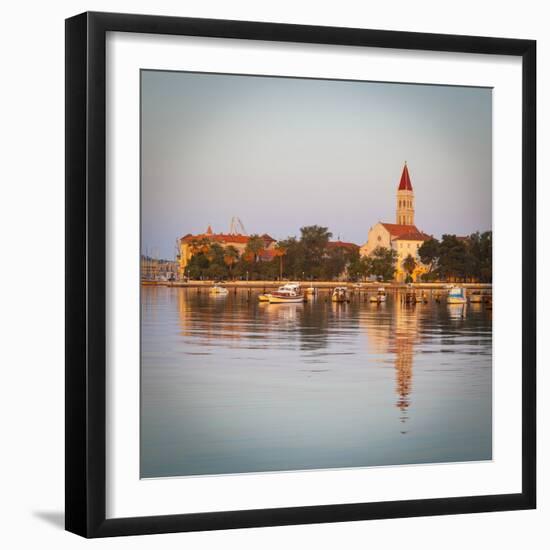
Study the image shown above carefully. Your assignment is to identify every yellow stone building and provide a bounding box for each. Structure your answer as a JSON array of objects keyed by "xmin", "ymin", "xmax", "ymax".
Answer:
[{"xmin": 360, "ymin": 163, "xmax": 431, "ymax": 282}]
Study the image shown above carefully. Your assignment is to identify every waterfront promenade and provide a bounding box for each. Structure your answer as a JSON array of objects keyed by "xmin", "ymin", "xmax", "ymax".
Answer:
[{"xmin": 142, "ymin": 279, "xmax": 492, "ymax": 291}]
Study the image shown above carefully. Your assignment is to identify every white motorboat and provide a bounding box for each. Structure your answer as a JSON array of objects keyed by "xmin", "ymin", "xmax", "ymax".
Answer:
[
  {"xmin": 376, "ymin": 287, "xmax": 387, "ymax": 302},
  {"xmin": 268, "ymin": 283, "xmax": 304, "ymax": 304},
  {"xmin": 447, "ymin": 286, "xmax": 466, "ymax": 304},
  {"xmin": 210, "ymin": 284, "xmax": 228, "ymax": 295}
]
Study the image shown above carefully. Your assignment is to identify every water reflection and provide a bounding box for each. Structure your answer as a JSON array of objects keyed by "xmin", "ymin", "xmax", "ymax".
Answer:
[
  {"xmin": 448, "ymin": 303, "xmax": 467, "ymax": 320},
  {"xmin": 141, "ymin": 286, "xmax": 493, "ymax": 477},
  {"xmin": 391, "ymin": 303, "xmax": 418, "ymax": 428},
  {"xmin": 361, "ymin": 296, "xmax": 420, "ymax": 431}
]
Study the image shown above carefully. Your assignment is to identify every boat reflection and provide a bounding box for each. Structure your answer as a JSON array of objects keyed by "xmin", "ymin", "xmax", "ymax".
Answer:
[{"xmin": 448, "ymin": 303, "xmax": 467, "ymax": 320}]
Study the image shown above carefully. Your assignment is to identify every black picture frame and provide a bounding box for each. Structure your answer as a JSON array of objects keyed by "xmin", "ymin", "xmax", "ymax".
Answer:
[{"xmin": 65, "ymin": 11, "xmax": 536, "ymax": 538}]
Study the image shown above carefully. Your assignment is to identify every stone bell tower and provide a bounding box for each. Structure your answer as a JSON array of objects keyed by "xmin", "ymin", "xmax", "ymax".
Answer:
[{"xmin": 396, "ymin": 162, "xmax": 415, "ymax": 226}]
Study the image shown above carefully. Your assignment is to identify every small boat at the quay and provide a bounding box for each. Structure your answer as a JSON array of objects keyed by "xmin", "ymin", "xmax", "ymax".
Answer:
[
  {"xmin": 268, "ymin": 283, "xmax": 304, "ymax": 304},
  {"xmin": 369, "ymin": 288, "xmax": 387, "ymax": 303},
  {"xmin": 209, "ymin": 284, "xmax": 229, "ymax": 295},
  {"xmin": 447, "ymin": 286, "xmax": 467, "ymax": 304},
  {"xmin": 332, "ymin": 286, "xmax": 349, "ymax": 303},
  {"xmin": 258, "ymin": 293, "xmax": 271, "ymax": 302}
]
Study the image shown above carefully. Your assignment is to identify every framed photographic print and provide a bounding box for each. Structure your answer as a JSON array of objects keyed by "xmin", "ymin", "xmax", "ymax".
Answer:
[{"xmin": 65, "ymin": 11, "xmax": 536, "ymax": 538}]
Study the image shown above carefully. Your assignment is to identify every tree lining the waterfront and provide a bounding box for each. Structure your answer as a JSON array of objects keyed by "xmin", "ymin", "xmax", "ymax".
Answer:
[
  {"xmin": 183, "ymin": 226, "xmax": 492, "ymax": 282},
  {"xmin": 186, "ymin": 225, "xmax": 360, "ymax": 281},
  {"xmin": 418, "ymin": 231, "xmax": 492, "ymax": 282}
]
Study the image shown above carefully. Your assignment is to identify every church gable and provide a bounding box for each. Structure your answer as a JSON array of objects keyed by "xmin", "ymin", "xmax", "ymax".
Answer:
[{"xmin": 360, "ymin": 222, "xmax": 392, "ymax": 257}]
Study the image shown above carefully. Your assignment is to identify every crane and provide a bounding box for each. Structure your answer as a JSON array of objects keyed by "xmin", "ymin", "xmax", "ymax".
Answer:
[{"xmin": 229, "ymin": 216, "xmax": 247, "ymax": 235}]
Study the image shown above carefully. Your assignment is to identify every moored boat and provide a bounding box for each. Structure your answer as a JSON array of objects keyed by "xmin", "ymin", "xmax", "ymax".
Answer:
[
  {"xmin": 258, "ymin": 293, "xmax": 271, "ymax": 302},
  {"xmin": 268, "ymin": 283, "xmax": 304, "ymax": 304},
  {"xmin": 447, "ymin": 286, "xmax": 466, "ymax": 304},
  {"xmin": 209, "ymin": 284, "xmax": 228, "ymax": 295},
  {"xmin": 332, "ymin": 286, "xmax": 349, "ymax": 302}
]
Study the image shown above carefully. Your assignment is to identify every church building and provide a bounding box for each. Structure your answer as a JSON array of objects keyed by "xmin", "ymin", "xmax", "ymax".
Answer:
[{"xmin": 360, "ymin": 163, "xmax": 431, "ymax": 282}]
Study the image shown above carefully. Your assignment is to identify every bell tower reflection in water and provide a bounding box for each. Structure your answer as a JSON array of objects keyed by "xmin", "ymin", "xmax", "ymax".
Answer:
[
  {"xmin": 362, "ymin": 295, "xmax": 421, "ymax": 432},
  {"xmin": 390, "ymin": 300, "xmax": 419, "ymax": 429}
]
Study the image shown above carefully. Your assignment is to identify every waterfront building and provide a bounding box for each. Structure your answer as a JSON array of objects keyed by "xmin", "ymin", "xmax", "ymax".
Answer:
[
  {"xmin": 178, "ymin": 225, "xmax": 276, "ymax": 278},
  {"xmin": 360, "ymin": 163, "xmax": 431, "ymax": 282},
  {"xmin": 140, "ymin": 255, "xmax": 178, "ymax": 281}
]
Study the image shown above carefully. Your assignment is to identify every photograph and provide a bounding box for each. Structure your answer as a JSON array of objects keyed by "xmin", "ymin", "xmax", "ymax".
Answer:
[{"xmin": 139, "ymin": 69, "xmax": 493, "ymax": 479}]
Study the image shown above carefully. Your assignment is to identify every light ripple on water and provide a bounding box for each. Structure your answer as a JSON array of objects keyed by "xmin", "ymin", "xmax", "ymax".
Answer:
[{"xmin": 141, "ymin": 287, "xmax": 493, "ymax": 478}]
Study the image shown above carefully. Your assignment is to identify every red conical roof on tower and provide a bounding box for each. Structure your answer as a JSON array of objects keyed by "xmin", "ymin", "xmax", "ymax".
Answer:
[{"xmin": 398, "ymin": 162, "xmax": 413, "ymax": 191}]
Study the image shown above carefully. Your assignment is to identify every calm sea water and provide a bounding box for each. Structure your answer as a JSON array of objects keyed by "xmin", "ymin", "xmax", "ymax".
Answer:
[{"xmin": 141, "ymin": 286, "xmax": 492, "ymax": 478}]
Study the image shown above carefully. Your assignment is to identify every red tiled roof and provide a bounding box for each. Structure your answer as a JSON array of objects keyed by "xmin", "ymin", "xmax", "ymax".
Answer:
[
  {"xmin": 398, "ymin": 163, "xmax": 413, "ymax": 191},
  {"xmin": 394, "ymin": 231, "xmax": 431, "ymax": 242},
  {"xmin": 326, "ymin": 240, "xmax": 359, "ymax": 250},
  {"xmin": 180, "ymin": 232, "xmax": 275, "ymax": 245},
  {"xmin": 380, "ymin": 222, "xmax": 421, "ymax": 237}
]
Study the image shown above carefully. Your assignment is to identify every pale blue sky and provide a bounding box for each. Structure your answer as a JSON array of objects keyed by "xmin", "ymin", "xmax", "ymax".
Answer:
[{"xmin": 141, "ymin": 70, "xmax": 492, "ymax": 259}]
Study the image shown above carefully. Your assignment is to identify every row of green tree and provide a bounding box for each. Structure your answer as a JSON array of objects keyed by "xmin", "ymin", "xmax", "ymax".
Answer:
[
  {"xmin": 185, "ymin": 226, "xmax": 358, "ymax": 281},
  {"xmin": 183, "ymin": 226, "xmax": 492, "ymax": 282},
  {"xmin": 418, "ymin": 231, "xmax": 492, "ymax": 282}
]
